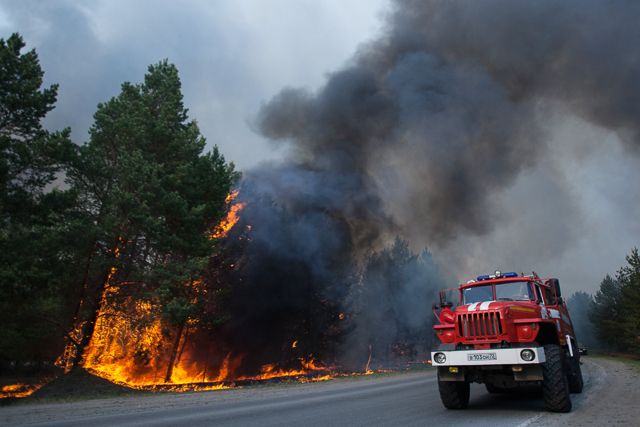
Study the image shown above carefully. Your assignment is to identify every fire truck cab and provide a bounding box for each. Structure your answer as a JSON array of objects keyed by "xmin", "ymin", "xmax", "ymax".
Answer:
[{"xmin": 430, "ymin": 271, "xmax": 583, "ymax": 412}]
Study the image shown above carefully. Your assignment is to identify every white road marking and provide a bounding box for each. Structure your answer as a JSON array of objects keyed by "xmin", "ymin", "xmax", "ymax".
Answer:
[{"xmin": 515, "ymin": 413, "xmax": 544, "ymax": 427}]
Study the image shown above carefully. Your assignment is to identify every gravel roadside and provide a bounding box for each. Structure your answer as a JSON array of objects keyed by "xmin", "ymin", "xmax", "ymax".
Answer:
[{"xmin": 532, "ymin": 356, "xmax": 640, "ymax": 427}]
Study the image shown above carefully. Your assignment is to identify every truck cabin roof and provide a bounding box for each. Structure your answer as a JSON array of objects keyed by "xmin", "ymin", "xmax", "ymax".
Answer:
[{"xmin": 459, "ymin": 276, "xmax": 549, "ymax": 290}]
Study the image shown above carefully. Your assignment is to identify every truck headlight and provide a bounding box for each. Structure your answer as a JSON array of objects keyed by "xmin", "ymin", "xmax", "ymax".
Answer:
[
  {"xmin": 434, "ymin": 352, "xmax": 446, "ymax": 364},
  {"xmin": 520, "ymin": 349, "xmax": 535, "ymax": 362}
]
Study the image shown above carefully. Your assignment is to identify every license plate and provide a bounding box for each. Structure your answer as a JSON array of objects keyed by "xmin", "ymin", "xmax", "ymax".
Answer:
[{"xmin": 467, "ymin": 352, "xmax": 497, "ymax": 361}]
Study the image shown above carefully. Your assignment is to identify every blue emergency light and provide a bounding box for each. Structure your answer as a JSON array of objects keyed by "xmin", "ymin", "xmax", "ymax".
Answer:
[{"xmin": 476, "ymin": 271, "xmax": 519, "ymax": 281}]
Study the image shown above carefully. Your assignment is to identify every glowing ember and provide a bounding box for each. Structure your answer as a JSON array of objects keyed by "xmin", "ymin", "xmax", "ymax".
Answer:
[
  {"xmin": 310, "ymin": 375, "xmax": 333, "ymax": 382},
  {"xmin": 210, "ymin": 190, "xmax": 246, "ymax": 239},
  {"xmin": 291, "ymin": 340, "xmax": 298, "ymax": 349}
]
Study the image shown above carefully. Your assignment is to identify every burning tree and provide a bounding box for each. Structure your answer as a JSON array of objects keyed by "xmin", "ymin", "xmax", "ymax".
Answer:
[{"xmin": 59, "ymin": 60, "xmax": 239, "ymax": 378}]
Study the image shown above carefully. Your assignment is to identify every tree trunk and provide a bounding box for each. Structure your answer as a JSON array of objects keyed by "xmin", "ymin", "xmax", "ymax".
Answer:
[
  {"xmin": 164, "ymin": 322, "xmax": 185, "ymax": 383},
  {"xmin": 70, "ymin": 266, "xmax": 113, "ymax": 369},
  {"xmin": 70, "ymin": 236, "xmax": 123, "ymax": 370}
]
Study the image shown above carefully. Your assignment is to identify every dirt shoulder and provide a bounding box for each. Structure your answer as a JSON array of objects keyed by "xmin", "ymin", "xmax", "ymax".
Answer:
[{"xmin": 532, "ymin": 355, "xmax": 640, "ymax": 427}]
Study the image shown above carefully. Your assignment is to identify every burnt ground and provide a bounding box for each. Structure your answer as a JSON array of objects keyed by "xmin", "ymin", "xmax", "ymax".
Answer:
[
  {"xmin": 29, "ymin": 369, "xmax": 140, "ymax": 400},
  {"xmin": 1, "ymin": 369, "xmax": 141, "ymax": 404},
  {"xmin": 1, "ymin": 357, "xmax": 638, "ymax": 426}
]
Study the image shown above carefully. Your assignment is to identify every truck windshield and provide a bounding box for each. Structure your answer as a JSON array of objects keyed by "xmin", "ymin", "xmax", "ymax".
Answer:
[
  {"xmin": 463, "ymin": 285, "xmax": 493, "ymax": 304},
  {"xmin": 463, "ymin": 281, "xmax": 534, "ymax": 304},
  {"xmin": 495, "ymin": 281, "xmax": 533, "ymax": 301}
]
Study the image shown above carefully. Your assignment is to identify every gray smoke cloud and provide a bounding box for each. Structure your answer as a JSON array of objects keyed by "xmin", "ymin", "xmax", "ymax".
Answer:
[
  {"xmin": 256, "ymin": 0, "xmax": 640, "ymax": 294},
  {"xmin": 4, "ymin": 0, "xmax": 638, "ymax": 294},
  {"xmin": 0, "ymin": 0, "xmax": 385, "ymax": 170}
]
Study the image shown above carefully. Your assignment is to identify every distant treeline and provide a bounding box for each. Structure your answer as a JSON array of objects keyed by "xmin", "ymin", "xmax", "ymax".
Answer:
[
  {"xmin": 567, "ymin": 248, "xmax": 640, "ymax": 354},
  {"xmin": 0, "ymin": 33, "xmax": 238, "ymax": 371}
]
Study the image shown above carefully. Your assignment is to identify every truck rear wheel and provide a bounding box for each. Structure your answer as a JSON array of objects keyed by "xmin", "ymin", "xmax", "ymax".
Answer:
[
  {"xmin": 438, "ymin": 377, "xmax": 470, "ymax": 409},
  {"xmin": 568, "ymin": 356, "xmax": 584, "ymax": 394},
  {"xmin": 542, "ymin": 344, "xmax": 572, "ymax": 412}
]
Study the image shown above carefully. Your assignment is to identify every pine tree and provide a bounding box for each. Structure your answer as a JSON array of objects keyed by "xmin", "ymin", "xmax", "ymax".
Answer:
[
  {"xmin": 62, "ymin": 60, "xmax": 238, "ymax": 372},
  {"xmin": 0, "ymin": 33, "xmax": 75, "ymax": 366},
  {"xmin": 618, "ymin": 248, "xmax": 640, "ymax": 353},
  {"xmin": 589, "ymin": 274, "xmax": 623, "ymax": 350}
]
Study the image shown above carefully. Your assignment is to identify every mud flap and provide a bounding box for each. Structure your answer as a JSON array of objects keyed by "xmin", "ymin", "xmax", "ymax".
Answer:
[{"xmin": 514, "ymin": 365, "xmax": 544, "ymax": 381}]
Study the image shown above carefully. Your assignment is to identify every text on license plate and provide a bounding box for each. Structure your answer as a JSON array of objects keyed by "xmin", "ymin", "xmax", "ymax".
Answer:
[{"xmin": 467, "ymin": 352, "xmax": 497, "ymax": 361}]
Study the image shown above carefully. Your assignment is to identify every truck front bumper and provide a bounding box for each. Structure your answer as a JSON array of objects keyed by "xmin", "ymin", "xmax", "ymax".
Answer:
[{"xmin": 431, "ymin": 347, "xmax": 546, "ymax": 366}]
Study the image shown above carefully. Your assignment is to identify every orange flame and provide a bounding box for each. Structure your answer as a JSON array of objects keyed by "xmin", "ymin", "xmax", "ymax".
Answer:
[
  {"xmin": 72, "ymin": 190, "xmax": 336, "ymax": 392},
  {"xmin": 210, "ymin": 190, "xmax": 246, "ymax": 239},
  {"xmin": 0, "ymin": 382, "xmax": 47, "ymax": 399}
]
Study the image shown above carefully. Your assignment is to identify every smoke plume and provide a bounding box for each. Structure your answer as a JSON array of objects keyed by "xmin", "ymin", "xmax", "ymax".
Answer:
[
  {"xmin": 258, "ymin": 0, "xmax": 640, "ymax": 245},
  {"xmin": 225, "ymin": 0, "xmax": 640, "ymax": 367}
]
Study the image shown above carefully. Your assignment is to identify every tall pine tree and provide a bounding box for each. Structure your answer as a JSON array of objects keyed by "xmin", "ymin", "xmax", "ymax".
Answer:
[
  {"xmin": 589, "ymin": 274, "xmax": 623, "ymax": 350},
  {"xmin": 61, "ymin": 60, "xmax": 238, "ymax": 372},
  {"xmin": 0, "ymin": 33, "xmax": 76, "ymax": 367},
  {"xmin": 619, "ymin": 248, "xmax": 640, "ymax": 353}
]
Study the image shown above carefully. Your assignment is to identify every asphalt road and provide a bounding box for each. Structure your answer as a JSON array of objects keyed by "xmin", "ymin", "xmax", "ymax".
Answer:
[{"xmin": 2, "ymin": 358, "xmax": 638, "ymax": 427}]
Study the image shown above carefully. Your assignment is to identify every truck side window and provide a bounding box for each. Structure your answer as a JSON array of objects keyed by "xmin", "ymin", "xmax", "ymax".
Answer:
[{"xmin": 543, "ymin": 287, "xmax": 555, "ymax": 304}]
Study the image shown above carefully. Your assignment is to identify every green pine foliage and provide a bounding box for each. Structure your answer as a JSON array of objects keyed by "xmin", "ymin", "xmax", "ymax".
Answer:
[
  {"xmin": 63, "ymin": 60, "xmax": 239, "ymax": 367},
  {"xmin": 0, "ymin": 33, "xmax": 76, "ymax": 365},
  {"xmin": 589, "ymin": 248, "xmax": 640, "ymax": 354},
  {"xmin": 0, "ymin": 33, "xmax": 238, "ymax": 370},
  {"xmin": 618, "ymin": 249, "xmax": 640, "ymax": 353}
]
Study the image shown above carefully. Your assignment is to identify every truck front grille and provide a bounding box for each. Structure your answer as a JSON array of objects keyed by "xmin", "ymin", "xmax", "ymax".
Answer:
[{"xmin": 458, "ymin": 311, "xmax": 502, "ymax": 340}]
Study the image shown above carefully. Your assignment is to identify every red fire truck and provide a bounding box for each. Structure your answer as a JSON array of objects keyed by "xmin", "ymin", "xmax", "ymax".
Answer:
[{"xmin": 431, "ymin": 271, "xmax": 583, "ymax": 412}]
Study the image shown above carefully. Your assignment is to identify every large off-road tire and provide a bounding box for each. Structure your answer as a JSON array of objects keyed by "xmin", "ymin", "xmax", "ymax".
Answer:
[
  {"xmin": 438, "ymin": 378, "xmax": 470, "ymax": 409},
  {"xmin": 542, "ymin": 344, "xmax": 572, "ymax": 412},
  {"xmin": 485, "ymin": 383, "xmax": 505, "ymax": 394},
  {"xmin": 568, "ymin": 356, "xmax": 584, "ymax": 394}
]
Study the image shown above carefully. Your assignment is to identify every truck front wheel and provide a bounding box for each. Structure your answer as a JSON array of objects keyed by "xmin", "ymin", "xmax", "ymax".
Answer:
[
  {"xmin": 438, "ymin": 377, "xmax": 470, "ymax": 409},
  {"xmin": 541, "ymin": 344, "xmax": 572, "ymax": 412}
]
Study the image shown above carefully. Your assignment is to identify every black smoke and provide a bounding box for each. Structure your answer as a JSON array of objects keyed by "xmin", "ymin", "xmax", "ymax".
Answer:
[{"xmin": 212, "ymin": 0, "xmax": 640, "ymax": 370}]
